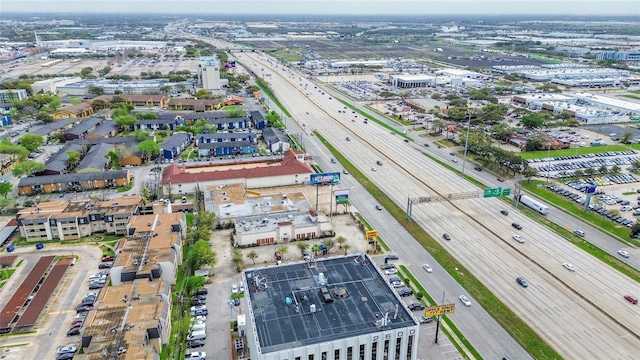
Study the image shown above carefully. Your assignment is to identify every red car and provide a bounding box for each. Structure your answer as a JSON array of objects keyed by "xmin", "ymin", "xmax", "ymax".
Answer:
[
  {"xmin": 101, "ymin": 256, "xmax": 113, "ymax": 262},
  {"xmin": 624, "ymin": 295, "xmax": 638, "ymax": 304}
]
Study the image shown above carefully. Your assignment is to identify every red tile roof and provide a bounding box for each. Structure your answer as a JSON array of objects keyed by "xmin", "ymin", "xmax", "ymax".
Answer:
[{"xmin": 161, "ymin": 149, "xmax": 313, "ymax": 185}]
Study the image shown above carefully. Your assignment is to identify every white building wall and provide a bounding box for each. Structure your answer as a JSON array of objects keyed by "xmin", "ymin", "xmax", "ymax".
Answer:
[
  {"xmin": 201, "ymin": 64, "xmax": 221, "ymax": 90},
  {"xmin": 252, "ymin": 327, "xmax": 419, "ymax": 360}
]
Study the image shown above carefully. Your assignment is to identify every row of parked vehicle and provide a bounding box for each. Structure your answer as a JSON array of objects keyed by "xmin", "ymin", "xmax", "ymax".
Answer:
[
  {"xmin": 547, "ymin": 185, "xmax": 636, "ymax": 227},
  {"xmin": 527, "ymin": 150, "xmax": 637, "ymax": 164},
  {"xmin": 186, "ymin": 287, "xmax": 208, "ymax": 356},
  {"xmin": 381, "ymin": 257, "xmax": 436, "ymax": 325}
]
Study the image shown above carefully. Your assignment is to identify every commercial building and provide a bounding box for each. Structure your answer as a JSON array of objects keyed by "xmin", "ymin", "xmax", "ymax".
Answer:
[
  {"xmin": 199, "ymin": 56, "xmax": 221, "ymax": 91},
  {"xmin": 31, "ymin": 77, "xmax": 82, "ymax": 94},
  {"xmin": 328, "ymin": 60, "xmax": 388, "ymax": 68},
  {"xmin": 511, "ymin": 92, "xmax": 640, "ymax": 124},
  {"xmin": 0, "ymin": 89, "xmax": 27, "ymax": 113},
  {"xmin": 161, "ymin": 149, "xmax": 314, "ymax": 194},
  {"xmin": 241, "ymin": 255, "xmax": 419, "ymax": 360},
  {"xmin": 15, "ymin": 195, "xmax": 140, "ymax": 241}
]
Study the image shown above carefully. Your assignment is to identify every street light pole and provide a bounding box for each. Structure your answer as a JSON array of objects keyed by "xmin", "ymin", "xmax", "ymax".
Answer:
[{"xmin": 461, "ymin": 111, "xmax": 471, "ymax": 175}]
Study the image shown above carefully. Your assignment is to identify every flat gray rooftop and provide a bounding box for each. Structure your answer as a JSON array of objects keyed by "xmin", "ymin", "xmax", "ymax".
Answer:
[{"xmin": 245, "ymin": 255, "xmax": 416, "ymax": 354}]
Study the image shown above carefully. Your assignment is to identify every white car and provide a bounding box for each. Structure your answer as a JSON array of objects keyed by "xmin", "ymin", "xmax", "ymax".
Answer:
[
  {"xmin": 190, "ymin": 305, "xmax": 207, "ymax": 312},
  {"xmin": 57, "ymin": 346, "xmax": 78, "ymax": 354},
  {"xmin": 618, "ymin": 249, "xmax": 630, "ymax": 258},
  {"xmin": 621, "ymin": 205, "xmax": 633, "ymax": 212},
  {"xmin": 371, "ymin": 167, "xmax": 377, "ymax": 171},
  {"xmin": 422, "ymin": 264, "xmax": 433, "ymax": 273},
  {"xmin": 563, "ymin": 262, "xmax": 576, "ymax": 272},
  {"xmin": 459, "ymin": 295, "xmax": 471, "ymax": 307},
  {"xmin": 239, "ymin": 281, "xmax": 245, "ymax": 292},
  {"xmin": 185, "ymin": 352, "xmax": 207, "ymax": 360},
  {"xmin": 231, "ymin": 283, "xmax": 238, "ymax": 294},
  {"xmin": 512, "ymin": 234, "xmax": 525, "ymax": 243},
  {"xmin": 385, "ymin": 268, "xmax": 398, "ymax": 275}
]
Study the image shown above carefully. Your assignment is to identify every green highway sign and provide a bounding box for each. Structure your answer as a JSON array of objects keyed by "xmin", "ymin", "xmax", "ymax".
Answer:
[
  {"xmin": 483, "ymin": 187, "xmax": 502, "ymax": 198},
  {"xmin": 502, "ymin": 188, "xmax": 511, "ymax": 196}
]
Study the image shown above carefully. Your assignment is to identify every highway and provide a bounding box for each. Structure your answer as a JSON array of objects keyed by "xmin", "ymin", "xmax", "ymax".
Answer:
[{"xmin": 232, "ymin": 51, "xmax": 640, "ymax": 359}]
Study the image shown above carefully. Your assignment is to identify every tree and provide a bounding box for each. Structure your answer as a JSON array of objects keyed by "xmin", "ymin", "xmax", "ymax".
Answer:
[
  {"xmin": 231, "ymin": 248, "xmax": 244, "ymax": 272},
  {"xmin": 323, "ymin": 239, "xmax": 336, "ymax": 254},
  {"xmin": 195, "ymin": 89, "xmax": 211, "ymax": 99},
  {"xmin": 17, "ymin": 134, "xmax": 44, "ymax": 152},
  {"xmin": 12, "ymin": 160, "xmax": 45, "ymax": 177},
  {"xmin": 296, "ymin": 241, "xmax": 310, "ymax": 256},
  {"xmin": 67, "ymin": 150, "xmax": 80, "ymax": 169},
  {"xmin": 0, "ymin": 182, "xmax": 12, "ymax": 199},
  {"xmin": 432, "ymin": 119, "xmax": 444, "ymax": 134},
  {"xmin": 79, "ymin": 67, "xmax": 94, "ymax": 79},
  {"xmin": 137, "ymin": 112, "xmax": 157, "ymax": 120},
  {"xmin": 137, "ymin": 140, "xmax": 161, "ymax": 163},
  {"xmin": 447, "ymin": 106, "xmax": 468, "ymax": 121},
  {"xmin": 114, "ymin": 114, "xmax": 138, "ymax": 131},
  {"xmin": 226, "ymin": 108, "xmax": 244, "ymax": 118},
  {"xmin": 245, "ymin": 85, "xmax": 260, "ymax": 94},
  {"xmin": 524, "ymin": 134, "xmax": 548, "ymax": 152},
  {"xmin": 105, "ymin": 150, "xmax": 120, "ymax": 169},
  {"xmin": 574, "ymin": 169, "xmax": 584, "ymax": 177},
  {"xmin": 519, "ymin": 113, "xmax": 544, "ymax": 129},
  {"xmin": 228, "ymin": 81, "xmax": 242, "ymax": 92},
  {"xmin": 133, "ymin": 129, "xmax": 150, "ymax": 141},
  {"xmin": 522, "ymin": 166, "xmax": 538, "ymax": 182},
  {"xmin": 490, "ymin": 122, "xmax": 514, "ymax": 141},
  {"xmin": 0, "ymin": 141, "xmax": 29, "ymax": 161},
  {"xmin": 35, "ymin": 111, "xmax": 53, "ymax": 123},
  {"xmin": 88, "ymin": 86, "xmax": 104, "ymax": 95},
  {"xmin": 611, "ymin": 165, "xmax": 621, "ymax": 174},
  {"xmin": 183, "ymin": 276, "xmax": 207, "ymax": 296},
  {"xmin": 311, "ymin": 243, "xmax": 321, "ymax": 256},
  {"xmin": 598, "ymin": 165, "xmax": 608, "ymax": 174},
  {"xmin": 336, "ymin": 236, "xmax": 347, "ymax": 248},
  {"xmin": 342, "ymin": 244, "xmax": 351, "ymax": 255},
  {"xmin": 188, "ymin": 240, "xmax": 217, "ymax": 271},
  {"xmin": 584, "ymin": 167, "xmax": 596, "ymax": 176},
  {"xmin": 277, "ymin": 245, "xmax": 289, "ymax": 260},
  {"xmin": 91, "ymin": 99, "xmax": 109, "ymax": 110},
  {"xmin": 247, "ymin": 250, "xmax": 258, "ymax": 264},
  {"xmin": 621, "ymin": 131, "xmax": 634, "ymax": 144}
]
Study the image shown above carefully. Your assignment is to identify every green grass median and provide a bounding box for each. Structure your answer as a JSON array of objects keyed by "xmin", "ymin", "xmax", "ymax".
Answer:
[{"xmin": 315, "ymin": 131, "xmax": 561, "ymax": 359}]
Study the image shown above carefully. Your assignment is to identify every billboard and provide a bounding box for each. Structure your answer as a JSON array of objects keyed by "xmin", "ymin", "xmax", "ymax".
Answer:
[
  {"xmin": 585, "ymin": 184, "xmax": 597, "ymax": 194},
  {"xmin": 334, "ymin": 189, "xmax": 350, "ymax": 204},
  {"xmin": 310, "ymin": 172, "xmax": 341, "ymax": 185},
  {"xmin": 365, "ymin": 230, "xmax": 379, "ymax": 238}
]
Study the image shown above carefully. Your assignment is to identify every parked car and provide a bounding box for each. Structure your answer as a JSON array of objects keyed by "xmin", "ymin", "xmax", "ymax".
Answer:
[
  {"xmin": 66, "ymin": 328, "xmax": 80, "ymax": 336},
  {"xmin": 56, "ymin": 353, "xmax": 75, "ymax": 360},
  {"xmin": 384, "ymin": 268, "xmax": 398, "ymax": 275},
  {"xmin": 184, "ymin": 352, "xmax": 207, "ymax": 360},
  {"xmin": 57, "ymin": 346, "xmax": 78, "ymax": 354},
  {"xmin": 385, "ymin": 254, "xmax": 399, "ymax": 260},
  {"xmin": 101, "ymin": 256, "xmax": 113, "ymax": 262},
  {"xmin": 98, "ymin": 262, "xmax": 112, "ymax": 269},
  {"xmin": 397, "ymin": 288, "xmax": 413, "ymax": 297},
  {"xmin": 187, "ymin": 339, "xmax": 206, "ymax": 348},
  {"xmin": 419, "ymin": 315, "xmax": 434, "ymax": 324},
  {"xmin": 381, "ymin": 263, "xmax": 395, "ymax": 270},
  {"xmin": 408, "ymin": 303, "xmax": 425, "ymax": 311}
]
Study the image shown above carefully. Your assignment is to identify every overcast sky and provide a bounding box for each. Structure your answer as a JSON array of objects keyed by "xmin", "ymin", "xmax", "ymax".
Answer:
[{"xmin": 2, "ymin": 0, "xmax": 639, "ymax": 16}]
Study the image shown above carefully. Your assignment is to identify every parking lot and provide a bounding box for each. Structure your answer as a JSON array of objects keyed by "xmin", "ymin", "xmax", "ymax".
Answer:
[{"xmin": 528, "ymin": 150, "xmax": 640, "ymax": 179}]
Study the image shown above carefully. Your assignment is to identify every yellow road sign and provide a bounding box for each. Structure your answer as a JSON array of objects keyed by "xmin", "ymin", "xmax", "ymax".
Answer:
[
  {"xmin": 424, "ymin": 303, "xmax": 455, "ymax": 317},
  {"xmin": 365, "ymin": 230, "xmax": 379, "ymax": 238}
]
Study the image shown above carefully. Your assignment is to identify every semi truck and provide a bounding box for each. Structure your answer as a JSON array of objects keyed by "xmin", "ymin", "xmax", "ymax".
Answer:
[{"xmin": 519, "ymin": 195, "xmax": 549, "ymax": 215}]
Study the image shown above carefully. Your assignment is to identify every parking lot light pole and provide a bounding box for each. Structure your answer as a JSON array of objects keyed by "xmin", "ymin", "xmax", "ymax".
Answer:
[{"xmin": 546, "ymin": 141, "xmax": 552, "ymax": 183}]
